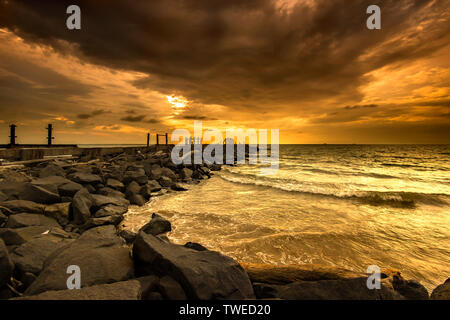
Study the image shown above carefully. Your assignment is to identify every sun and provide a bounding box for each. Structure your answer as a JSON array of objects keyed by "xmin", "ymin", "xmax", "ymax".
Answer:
[{"xmin": 166, "ymin": 95, "xmax": 188, "ymax": 114}]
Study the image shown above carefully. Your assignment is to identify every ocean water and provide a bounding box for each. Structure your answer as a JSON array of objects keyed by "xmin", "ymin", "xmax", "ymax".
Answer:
[{"xmin": 122, "ymin": 144, "xmax": 450, "ymax": 291}]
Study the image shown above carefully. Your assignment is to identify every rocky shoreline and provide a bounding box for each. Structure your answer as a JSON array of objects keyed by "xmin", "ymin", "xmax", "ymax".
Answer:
[{"xmin": 0, "ymin": 147, "xmax": 448, "ymax": 300}]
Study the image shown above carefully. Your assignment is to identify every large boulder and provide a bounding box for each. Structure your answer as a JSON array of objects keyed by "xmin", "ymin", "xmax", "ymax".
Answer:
[
  {"xmin": 25, "ymin": 225, "xmax": 134, "ymax": 296},
  {"xmin": 67, "ymin": 172, "xmax": 102, "ymax": 185},
  {"xmin": 10, "ymin": 237, "xmax": 74, "ymax": 280},
  {"xmin": 72, "ymin": 188, "xmax": 94, "ymax": 225},
  {"xmin": 6, "ymin": 213, "xmax": 60, "ymax": 229},
  {"xmin": 94, "ymin": 204, "xmax": 128, "ymax": 218},
  {"xmin": 129, "ymin": 194, "xmax": 146, "ymax": 206},
  {"xmin": 140, "ymin": 213, "xmax": 171, "ymax": 236},
  {"xmin": 80, "ymin": 215, "xmax": 124, "ymax": 230},
  {"xmin": 180, "ymin": 168, "xmax": 193, "ymax": 180},
  {"xmin": 123, "ymin": 169, "xmax": 148, "ymax": 185},
  {"xmin": 252, "ymin": 277, "xmax": 404, "ymax": 300},
  {"xmin": 158, "ymin": 176, "xmax": 173, "ymax": 188},
  {"xmin": 133, "ymin": 232, "xmax": 255, "ymax": 299},
  {"xmin": 91, "ymin": 194, "xmax": 129, "ymax": 211},
  {"xmin": 0, "ymin": 200, "xmax": 44, "ymax": 214},
  {"xmin": 392, "ymin": 276, "xmax": 428, "ymax": 300},
  {"xmin": 97, "ymin": 187, "xmax": 126, "ymax": 199},
  {"xmin": 125, "ymin": 181, "xmax": 141, "ymax": 198},
  {"xmin": 0, "ymin": 239, "xmax": 14, "ymax": 287},
  {"xmin": 16, "ymin": 276, "xmax": 158, "ymax": 300},
  {"xmin": 431, "ymin": 278, "xmax": 450, "ymax": 300}
]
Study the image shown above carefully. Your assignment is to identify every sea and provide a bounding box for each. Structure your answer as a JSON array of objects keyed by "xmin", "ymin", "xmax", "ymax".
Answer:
[{"xmin": 122, "ymin": 144, "xmax": 450, "ymax": 291}]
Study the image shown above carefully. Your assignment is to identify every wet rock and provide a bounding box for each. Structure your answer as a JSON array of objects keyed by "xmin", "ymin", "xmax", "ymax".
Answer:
[
  {"xmin": 0, "ymin": 200, "xmax": 44, "ymax": 214},
  {"xmin": 0, "ymin": 239, "xmax": 14, "ymax": 288},
  {"xmin": 72, "ymin": 188, "xmax": 94, "ymax": 225},
  {"xmin": 240, "ymin": 263, "xmax": 364, "ymax": 285},
  {"xmin": 25, "ymin": 225, "xmax": 134, "ymax": 296},
  {"xmin": 6, "ymin": 213, "xmax": 60, "ymax": 229},
  {"xmin": 133, "ymin": 232, "xmax": 255, "ymax": 300},
  {"xmin": 80, "ymin": 215, "xmax": 124, "ymax": 230},
  {"xmin": 184, "ymin": 242, "xmax": 207, "ymax": 251},
  {"xmin": 392, "ymin": 276, "xmax": 429, "ymax": 300},
  {"xmin": 119, "ymin": 229, "xmax": 137, "ymax": 244},
  {"xmin": 58, "ymin": 181, "xmax": 83, "ymax": 197},
  {"xmin": 44, "ymin": 202, "xmax": 71, "ymax": 227},
  {"xmin": 158, "ymin": 176, "xmax": 173, "ymax": 188},
  {"xmin": 431, "ymin": 278, "xmax": 450, "ymax": 300},
  {"xmin": 125, "ymin": 181, "xmax": 141, "ymax": 198},
  {"xmin": 140, "ymin": 213, "xmax": 171, "ymax": 236},
  {"xmin": 39, "ymin": 163, "xmax": 66, "ymax": 178},
  {"xmin": 180, "ymin": 168, "xmax": 193, "ymax": 180},
  {"xmin": 171, "ymin": 183, "xmax": 189, "ymax": 191},
  {"xmin": 129, "ymin": 194, "xmax": 146, "ymax": 206},
  {"xmin": 68, "ymin": 172, "xmax": 102, "ymax": 185},
  {"xmin": 106, "ymin": 178, "xmax": 125, "ymax": 191}
]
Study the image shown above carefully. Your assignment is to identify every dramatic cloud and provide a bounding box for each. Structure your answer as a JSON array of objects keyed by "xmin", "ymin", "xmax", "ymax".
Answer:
[{"xmin": 0, "ymin": 0, "xmax": 449, "ymax": 143}]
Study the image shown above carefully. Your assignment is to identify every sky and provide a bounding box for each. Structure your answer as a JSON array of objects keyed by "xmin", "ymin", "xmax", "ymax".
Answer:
[{"xmin": 0, "ymin": 0, "xmax": 449, "ymax": 144}]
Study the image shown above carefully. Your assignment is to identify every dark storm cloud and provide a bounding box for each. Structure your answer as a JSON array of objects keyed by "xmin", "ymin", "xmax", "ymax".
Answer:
[
  {"xmin": 120, "ymin": 114, "xmax": 147, "ymax": 122},
  {"xmin": 1, "ymin": 0, "xmax": 448, "ymax": 113},
  {"xmin": 77, "ymin": 109, "xmax": 109, "ymax": 119},
  {"xmin": 344, "ymin": 104, "xmax": 378, "ymax": 110}
]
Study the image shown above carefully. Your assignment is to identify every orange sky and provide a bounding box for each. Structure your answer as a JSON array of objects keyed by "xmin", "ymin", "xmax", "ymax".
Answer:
[{"xmin": 0, "ymin": 0, "xmax": 449, "ymax": 144}]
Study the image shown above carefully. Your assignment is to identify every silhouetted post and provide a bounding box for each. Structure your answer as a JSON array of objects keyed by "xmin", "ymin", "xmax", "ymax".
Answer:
[
  {"xmin": 165, "ymin": 133, "xmax": 168, "ymax": 145},
  {"xmin": 147, "ymin": 133, "xmax": 150, "ymax": 147},
  {"xmin": 9, "ymin": 124, "xmax": 17, "ymax": 146},
  {"xmin": 46, "ymin": 124, "xmax": 54, "ymax": 146},
  {"xmin": 156, "ymin": 134, "xmax": 159, "ymax": 145}
]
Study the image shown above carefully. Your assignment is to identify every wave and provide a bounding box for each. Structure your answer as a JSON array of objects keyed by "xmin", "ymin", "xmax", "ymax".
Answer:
[{"xmin": 218, "ymin": 170, "xmax": 449, "ymax": 208}]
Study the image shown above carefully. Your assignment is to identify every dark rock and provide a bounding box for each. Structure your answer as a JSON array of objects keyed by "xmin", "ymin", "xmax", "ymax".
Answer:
[
  {"xmin": 0, "ymin": 211, "xmax": 7, "ymax": 227},
  {"xmin": 253, "ymin": 278, "xmax": 404, "ymax": 300},
  {"xmin": 0, "ymin": 200, "xmax": 44, "ymax": 214},
  {"xmin": 392, "ymin": 276, "xmax": 429, "ymax": 300},
  {"xmin": 6, "ymin": 213, "xmax": 60, "ymax": 229},
  {"xmin": 0, "ymin": 191, "xmax": 7, "ymax": 202},
  {"xmin": 67, "ymin": 172, "xmax": 102, "ymax": 185},
  {"xmin": 160, "ymin": 168, "xmax": 177, "ymax": 180},
  {"xmin": 158, "ymin": 276, "xmax": 187, "ymax": 300},
  {"xmin": 171, "ymin": 183, "xmax": 189, "ymax": 191},
  {"xmin": 129, "ymin": 194, "xmax": 146, "ymax": 206},
  {"xmin": 18, "ymin": 183, "xmax": 61, "ymax": 204},
  {"xmin": 180, "ymin": 168, "xmax": 193, "ymax": 179},
  {"xmin": 97, "ymin": 187, "xmax": 126, "ymax": 199},
  {"xmin": 431, "ymin": 278, "xmax": 450, "ymax": 300},
  {"xmin": 85, "ymin": 184, "xmax": 96, "ymax": 193},
  {"xmin": 91, "ymin": 194, "xmax": 129, "ymax": 210},
  {"xmin": 146, "ymin": 291, "xmax": 163, "ymax": 300},
  {"xmin": 149, "ymin": 165, "xmax": 163, "ymax": 180},
  {"xmin": 184, "ymin": 242, "xmax": 207, "ymax": 251},
  {"xmin": 147, "ymin": 180, "xmax": 162, "ymax": 192},
  {"xmin": 94, "ymin": 204, "xmax": 128, "ymax": 218},
  {"xmin": 72, "ymin": 188, "xmax": 93, "ymax": 225},
  {"xmin": 17, "ymin": 277, "xmax": 157, "ymax": 300},
  {"xmin": 123, "ymin": 169, "xmax": 148, "ymax": 185},
  {"xmin": 80, "ymin": 215, "xmax": 124, "ymax": 230},
  {"xmin": 140, "ymin": 214, "xmax": 171, "ymax": 236},
  {"xmin": 133, "ymin": 232, "xmax": 255, "ymax": 299},
  {"xmin": 210, "ymin": 164, "xmax": 222, "ymax": 171},
  {"xmin": 158, "ymin": 176, "xmax": 173, "ymax": 188},
  {"xmin": 39, "ymin": 163, "xmax": 66, "ymax": 178},
  {"xmin": 22, "ymin": 272, "xmax": 38, "ymax": 288},
  {"xmin": 125, "ymin": 181, "xmax": 141, "ymax": 198},
  {"xmin": 10, "ymin": 237, "xmax": 73, "ymax": 279},
  {"xmin": 44, "ymin": 202, "xmax": 71, "ymax": 227},
  {"xmin": 0, "ymin": 239, "xmax": 14, "ymax": 287},
  {"xmin": 0, "ymin": 226, "xmax": 50, "ymax": 245},
  {"xmin": 25, "ymin": 225, "xmax": 134, "ymax": 295},
  {"xmin": 60, "ymin": 196, "xmax": 73, "ymax": 203},
  {"xmin": 58, "ymin": 181, "xmax": 83, "ymax": 197},
  {"xmin": 119, "ymin": 229, "xmax": 137, "ymax": 244},
  {"xmin": 106, "ymin": 178, "xmax": 125, "ymax": 191}
]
